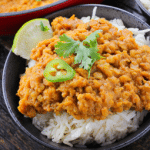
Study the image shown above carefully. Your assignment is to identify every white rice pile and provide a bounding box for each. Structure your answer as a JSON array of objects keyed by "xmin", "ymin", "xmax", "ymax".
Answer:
[
  {"xmin": 31, "ymin": 7, "xmax": 150, "ymax": 147},
  {"xmin": 140, "ymin": 0, "xmax": 150, "ymax": 12},
  {"xmin": 33, "ymin": 110, "xmax": 148, "ymax": 147}
]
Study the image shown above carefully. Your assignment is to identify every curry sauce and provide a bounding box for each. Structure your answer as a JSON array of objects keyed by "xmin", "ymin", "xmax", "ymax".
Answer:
[
  {"xmin": 17, "ymin": 15, "xmax": 150, "ymax": 120},
  {"xmin": 0, "ymin": 0, "xmax": 59, "ymax": 13}
]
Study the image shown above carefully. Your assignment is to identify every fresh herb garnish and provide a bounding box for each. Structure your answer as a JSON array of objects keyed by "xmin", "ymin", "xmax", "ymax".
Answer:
[
  {"xmin": 36, "ymin": 0, "xmax": 41, "ymax": 1},
  {"xmin": 40, "ymin": 21, "xmax": 50, "ymax": 32},
  {"xmin": 55, "ymin": 34, "xmax": 79, "ymax": 58},
  {"xmin": 55, "ymin": 30, "xmax": 104, "ymax": 77}
]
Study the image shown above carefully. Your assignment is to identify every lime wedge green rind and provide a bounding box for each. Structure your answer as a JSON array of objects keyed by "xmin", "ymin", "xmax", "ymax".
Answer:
[{"xmin": 12, "ymin": 18, "xmax": 53, "ymax": 60}]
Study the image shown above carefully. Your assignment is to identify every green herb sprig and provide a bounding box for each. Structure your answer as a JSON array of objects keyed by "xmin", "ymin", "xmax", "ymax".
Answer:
[
  {"xmin": 40, "ymin": 21, "xmax": 50, "ymax": 32},
  {"xmin": 55, "ymin": 30, "xmax": 104, "ymax": 77}
]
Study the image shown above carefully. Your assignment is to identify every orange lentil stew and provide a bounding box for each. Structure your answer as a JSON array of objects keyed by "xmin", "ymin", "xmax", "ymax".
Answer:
[
  {"xmin": 17, "ymin": 15, "xmax": 150, "ymax": 120},
  {"xmin": 0, "ymin": 0, "xmax": 59, "ymax": 13}
]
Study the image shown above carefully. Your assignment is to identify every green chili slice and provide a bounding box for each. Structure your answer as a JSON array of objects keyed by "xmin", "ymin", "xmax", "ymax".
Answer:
[{"xmin": 43, "ymin": 59, "xmax": 76, "ymax": 82}]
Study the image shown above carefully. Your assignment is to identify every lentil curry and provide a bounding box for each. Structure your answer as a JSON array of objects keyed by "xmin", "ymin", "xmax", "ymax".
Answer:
[
  {"xmin": 0, "ymin": 0, "xmax": 59, "ymax": 13},
  {"xmin": 17, "ymin": 15, "xmax": 150, "ymax": 120}
]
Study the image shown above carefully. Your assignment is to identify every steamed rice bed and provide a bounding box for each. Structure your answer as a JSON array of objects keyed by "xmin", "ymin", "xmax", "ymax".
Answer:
[
  {"xmin": 0, "ymin": 0, "xmax": 59, "ymax": 13},
  {"xmin": 17, "ymin": 8, "xmax": 150, "ymax": 146}
]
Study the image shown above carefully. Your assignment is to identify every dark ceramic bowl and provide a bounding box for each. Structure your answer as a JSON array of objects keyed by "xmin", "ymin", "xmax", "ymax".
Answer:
[
  {"xmin": 2, "ymin": 4, "xmax": 150, "ymax": 150},
  {"xmin": 135, "ymin": 0, "xmax": 150, "ymax": 17},
  {"xmin": 0, "ymin": 0, "xmax": 103, "ymax": 36}
]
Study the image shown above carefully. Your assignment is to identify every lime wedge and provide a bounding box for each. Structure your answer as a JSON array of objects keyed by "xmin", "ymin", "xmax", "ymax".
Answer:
[{"xmin": 12, "ymin": 18, "xmax": 53, "ymax": 59}]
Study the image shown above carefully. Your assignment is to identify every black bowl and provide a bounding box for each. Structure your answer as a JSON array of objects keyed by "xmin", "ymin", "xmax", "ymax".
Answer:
[
  {"xmin": 135, "ymin": 0, "xmax": 150, "ymax": 17},
  {"xmin": 2, "ymin": 4, "xmax": 150, "ymax": 150}
]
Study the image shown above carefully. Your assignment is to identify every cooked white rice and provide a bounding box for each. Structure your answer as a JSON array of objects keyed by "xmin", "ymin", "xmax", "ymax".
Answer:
[
  {"xmin": 33, "ymin": 110, "xmax": 148, "ymax": 147},
  {"xmin": 140, "ymin": 0, "xmax": 150, "ymax": 12},
  {"xmin": 31, "ymin": 7, "xmax": 150, "ymax": 147}
]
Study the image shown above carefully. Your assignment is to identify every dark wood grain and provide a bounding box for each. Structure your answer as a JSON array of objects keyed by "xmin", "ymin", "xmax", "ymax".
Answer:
[{"xmin": 1, "ymin": 0, "xmax": 150, "ymax": 150}]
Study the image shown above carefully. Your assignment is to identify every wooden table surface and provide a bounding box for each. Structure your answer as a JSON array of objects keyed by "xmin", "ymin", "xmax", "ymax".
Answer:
[{"xmin": 1, "ymin": 0, "xmax": 150, "ymax": 149}]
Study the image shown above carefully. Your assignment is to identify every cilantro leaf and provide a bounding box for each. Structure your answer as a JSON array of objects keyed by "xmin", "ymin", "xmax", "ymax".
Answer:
[
  {"xmin": 75, "ymin": 30, "xmax": 102, "ymax": 76},
  {"xmin": 74, "ymin": 44, "xmax": 92, "ymax": 70},
  {"xmin": 40, "ymin": 21, "xmax": 50, "ymax": 32},
  {"xmin": 83, "ymin": 30, "xmax": 102, "ymax": 47},
  {"xmin": 59, "ymin": 34, "xmax": 76, "ymax": 43},
  {"xmin": 55, "ymin": 30, "xmax": 103, "ymax": 77},
  {"xmin": 55, "ymin": 34, "xmax": 79, "ymax": 58}
]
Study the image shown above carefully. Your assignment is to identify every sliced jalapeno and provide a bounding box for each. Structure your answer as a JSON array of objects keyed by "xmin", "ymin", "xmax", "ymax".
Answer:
[{"xmin": 43, "ymin": 59, "xmax": 76, "ymax": 82}]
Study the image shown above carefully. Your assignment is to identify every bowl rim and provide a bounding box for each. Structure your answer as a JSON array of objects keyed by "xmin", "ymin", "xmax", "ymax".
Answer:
[
  {"xmin": 135, "ymin": 0, "xmax": 150, "ymax": 17},
  {"xmin": 2, "ymin": 3, "xmax": 150, "ymax": 150},
  {"xmin": 0, "ymin": 0, "xmax": 67, "ymax": 17}
]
